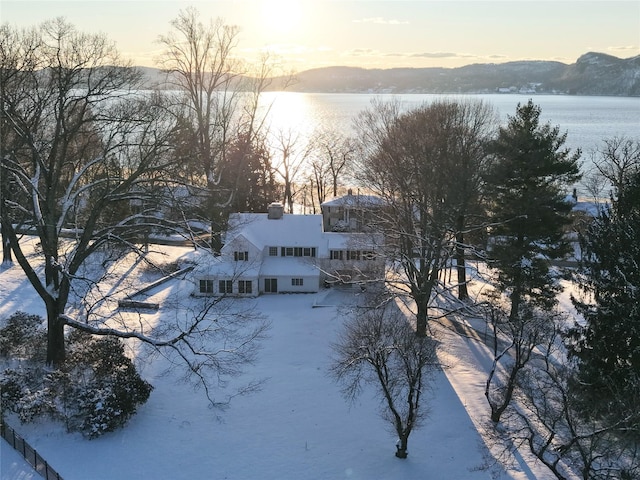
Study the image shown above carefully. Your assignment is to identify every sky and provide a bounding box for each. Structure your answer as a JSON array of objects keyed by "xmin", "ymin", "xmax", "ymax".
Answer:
[{"xmin": 1, "ymin": 0, "xmax": 639, "ymax": 72}]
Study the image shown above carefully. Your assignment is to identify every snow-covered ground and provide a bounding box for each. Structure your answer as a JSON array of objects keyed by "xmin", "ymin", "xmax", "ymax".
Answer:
[{"xmin": 1, "ymin": 243, "xmax": 563, "ymax": 479}]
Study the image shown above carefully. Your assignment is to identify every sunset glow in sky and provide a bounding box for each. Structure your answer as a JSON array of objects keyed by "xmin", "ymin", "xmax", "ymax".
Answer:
[{"xmin": 1, "ymin": 1, "xmax": 639, "ymax": 71}]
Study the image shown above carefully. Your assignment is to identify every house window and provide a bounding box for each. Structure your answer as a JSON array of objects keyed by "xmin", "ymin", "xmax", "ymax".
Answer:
[
  {"xmin": 238, "ymin": 280, "xmax": 252, "ymax": 294},
  {"xmin": 291, "ymin": 278, "xmax": 304, "ymax": 286},
  {"xmin": 219, "ymin": 280, "xmax": 233, "ymax": 294},
  {"xmin": 330, "ymin": 250, "xmax": 343, "ymax": 260},
  {"xmin": 199, "ymin": 279, "xmax": 213, "ymax": 294},
  {"xmin": 282, "ymin": 246, "xmax": 316, "ymax": 257},
  {"xmin": 234, "ymin": 251, "xmax": 249, "ymax": 261},
  {"xmin": 269, "ymin": 247, "xmax": 278, "ymax": 256},
  {"xmin": 347, "ymin": 250, "xmax": 361, "ymax": 261}
]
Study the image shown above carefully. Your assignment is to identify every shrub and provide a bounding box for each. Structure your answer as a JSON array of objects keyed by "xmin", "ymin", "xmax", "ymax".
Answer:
[
  {"xmin": 0, "ymin": 368, "xmax": 55, "ymax": 423},
  {"xmin": 65, "ymin": 332, "xmax": 153, "ymax": 438},
  {"xmin": 0, "ymin": 314, "xmax": 153, "ymax": 438},
  {"xmin": 0, "ymin": 311, "xmax": 46, "ymax": 360}
]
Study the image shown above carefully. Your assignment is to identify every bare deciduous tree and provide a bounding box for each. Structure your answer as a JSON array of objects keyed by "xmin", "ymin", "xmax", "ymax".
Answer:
[
  {"xmin": 354, "ymin": 98, "xmax": 496, "ymax": 336},
  {"xmin": 484, "ymin": 300, "xmax": 559, "ymax": 423},
  {"xmin": 158, "ymin": 9, "xmax": 289, "ymax": 250},
  {"xmin": 489, "ymin": 314, "xmax": 640, "ymax": 480},
  {"xmin": 330, "ymin": 295, "xmax": 438, "ymax": 458},
  {"xmin": 0, "ymin": 20, "xmax": 268, "ymax": 409},
  {"xmin": 157, "ymin": 8, "xmax": 240, "ymax": 251},
  {"xmin": 309, "ymin": 129, "xmax": 356, "ymax": 204},
  {"xmin": 62, "ymin": 291, "xmax": 269, "ymax": 409},
  {"xmin": 0, "ymin": 23, "xmax": 40, "ymax": 266},
  {"xmin": 0, "ymin": 19, "xmax": 160, "ymax": 365},
  {"xmin": 585, "ymin": 135, "xmax": 640, "ymax": 199},
  {"xmin": 271, "ymin": 128, "xmax": 311, "ymax": 213}
]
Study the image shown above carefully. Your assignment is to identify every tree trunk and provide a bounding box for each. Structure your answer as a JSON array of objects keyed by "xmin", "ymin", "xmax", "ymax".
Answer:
[
  {"xmin": 46, "ymin": 300, "xmax": 66, "ymax": 366},
  {"xmin": 416, "ymin": 298, "xmax": 428, "ymax": 337},
  {"xmin": 395, "ymin": 434, "xmax": 409, "ymax": 458},
  {"xmin": 208, "ymin": 195, "xmax": 225, "ymax": 254},
  {"xmin": 490, "ymin": 365, "xmax": 519, "ymax": 423},
  {"xmin": 1, "ymin": 149, "xmax": 11, "ymax": 265},
  {"xmin": 210, "ymin": 220, "xmax": 223, "ymax": 254},
  {"xmin": 1, "ymin": 220, "xmax": 12, "ymax": 265},
  {"xmin": 455, "ymin": 215, "xmax": 468, "ymax": 300}
]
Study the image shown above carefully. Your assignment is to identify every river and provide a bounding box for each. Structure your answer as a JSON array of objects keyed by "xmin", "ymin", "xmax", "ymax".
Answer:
[{"xmin": 257, "ymin": 92, "xmax": 639, "ymax": 196}]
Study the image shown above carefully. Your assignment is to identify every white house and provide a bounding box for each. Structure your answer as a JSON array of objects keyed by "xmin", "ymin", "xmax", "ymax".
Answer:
[
  {"xmin": 320, "ymin": 189, "xmax": 385, "ymax": 233},
  {"xmin": 193, "ymin": 201, "xmax": 384, "ymax": 296}
]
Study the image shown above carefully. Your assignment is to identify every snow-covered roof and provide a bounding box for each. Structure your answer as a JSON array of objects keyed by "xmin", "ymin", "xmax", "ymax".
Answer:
[
  {"xmin": 224, "ymin": 212, "xmax": 383, "ymax": 258},
  {"xmin": 320, "ymin": 193, "xmax": 385, "ymax": 208},
  {"xmin": 571, "ymin": 200, "xmax": 607, "ymax": 217},
  {"xmin": 259, "ymin": 256, "xmax": 319, "ymax": 277},
  {"xmin": 192, "ymin": 250, "xmax": 261, "ymax": 278},
  {"xmin": 563, "ymin": 194, "xmax": 609, "ymax": 218},
  {"xmin": 226, "ymin": 213, "xmax": 323, "ymax": 250}
]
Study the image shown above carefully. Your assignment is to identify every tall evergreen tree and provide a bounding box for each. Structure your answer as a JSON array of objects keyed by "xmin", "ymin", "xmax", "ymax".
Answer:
[
  {"xmin": 570, "ymin": 170, "xmax": 640, "ymax": 422},
  {"xmin": 482, "ymin": 100, "xmax": 581, "ymax": 422},
  {"xmin": 484, "ymin": 100, "xmax": 581, "ymax": 321},
  {"xmin": 220, "ymin": 132, "xmax": 279, "ymax": 213}
]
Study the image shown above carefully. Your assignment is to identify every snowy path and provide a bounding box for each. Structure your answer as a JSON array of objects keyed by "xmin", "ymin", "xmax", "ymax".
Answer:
[{"xmin": 434, "ymin": 312, "xmax": 578, "ymax": 480}]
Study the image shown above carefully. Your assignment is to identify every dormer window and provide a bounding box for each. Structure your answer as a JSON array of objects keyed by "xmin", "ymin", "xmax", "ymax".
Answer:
[{"xmin": 234, "ymin": 251, "xmax": 249, "ymax": 261}]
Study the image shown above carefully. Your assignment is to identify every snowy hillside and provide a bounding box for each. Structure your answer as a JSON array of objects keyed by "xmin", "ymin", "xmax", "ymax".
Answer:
[{"xmin": 1, "ymin": 243, "xmax": 563, "ymax": 479}]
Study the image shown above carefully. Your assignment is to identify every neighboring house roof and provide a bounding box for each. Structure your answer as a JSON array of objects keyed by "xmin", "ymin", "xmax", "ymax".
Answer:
[{"xmin": 321, "ymin": 193, "xmax": 385, "ymax": 208}]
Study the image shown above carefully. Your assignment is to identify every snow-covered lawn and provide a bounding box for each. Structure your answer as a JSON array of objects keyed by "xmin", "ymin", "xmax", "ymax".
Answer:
[{"xmin": 1, "ymin": 244, "xmax": 559, "ymax": 479}]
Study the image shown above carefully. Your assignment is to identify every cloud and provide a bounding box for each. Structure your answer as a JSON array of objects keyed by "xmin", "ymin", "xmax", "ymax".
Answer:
[
  {"xmin": 382, "ymin": 51, "xmax": 478, "ymax": 60},
  {"xmin": 608, "ymin": 45, "xmax": 639, "ymax": 53},
  {"xmin": 353, "ymin": 17, "xmax": 409, "ymax": 25},
  {"xmin": 410, "ymin": 52, "xmax": 476, "ymax": 59},
  {"xmin": 342, "ymin": 49, "xmax": 490, "ymax": 63},
  {"xmin": 342, "ymin": 48, "xmax": 380, "ymax": 57}
]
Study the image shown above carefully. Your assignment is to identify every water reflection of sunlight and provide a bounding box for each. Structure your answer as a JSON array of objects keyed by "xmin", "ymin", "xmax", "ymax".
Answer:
[{"xmin": 259, "ymin": 92, "xmax": 316, "ymax": 142}]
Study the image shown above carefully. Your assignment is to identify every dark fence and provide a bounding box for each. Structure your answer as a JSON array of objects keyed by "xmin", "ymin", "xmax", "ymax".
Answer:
[{"xmin": 1, "ymin": 421, "xmax": 64, "ymax": 480}]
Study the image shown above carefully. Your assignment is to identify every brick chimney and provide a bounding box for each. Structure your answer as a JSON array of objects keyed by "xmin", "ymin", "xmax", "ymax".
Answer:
[{"xmin": 267, "ymin": 202, "xmax": 284, "ymax": 219}]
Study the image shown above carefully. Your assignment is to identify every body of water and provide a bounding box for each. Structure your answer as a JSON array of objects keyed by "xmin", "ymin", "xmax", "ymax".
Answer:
[{"xmin": 259, "ymin": 92, "xmax": 639, "ymax": 195}]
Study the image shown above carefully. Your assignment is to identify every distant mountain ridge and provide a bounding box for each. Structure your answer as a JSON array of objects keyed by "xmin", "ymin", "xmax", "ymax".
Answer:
[
  {"xmin": 141, "ymin": 52, "xmax": 640, "ymax": 97},
  {"xmin": 281, "ymin": 53, "xmax": 640, "ymax": 96}
]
